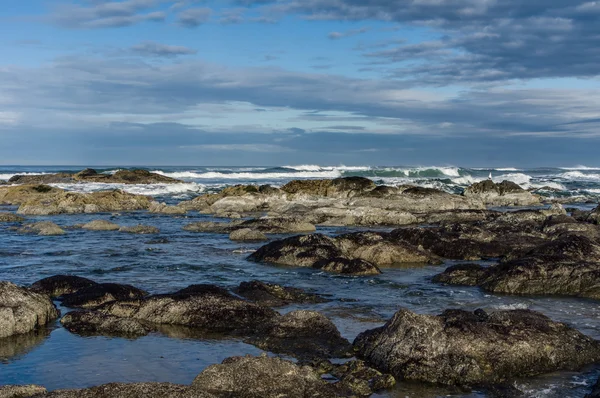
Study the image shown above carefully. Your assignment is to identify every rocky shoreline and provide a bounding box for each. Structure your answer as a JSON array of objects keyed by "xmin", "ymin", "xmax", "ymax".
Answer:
[{"xmin": 1, "ymin": 174, "xmax": 600, "ymax": 396}]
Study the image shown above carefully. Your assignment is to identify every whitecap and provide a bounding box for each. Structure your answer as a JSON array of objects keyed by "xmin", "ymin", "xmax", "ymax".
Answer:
[
  {"xmin": 153, "ymin": 170, "xmax": 342, "ymax": 180},
  {"xmin": 49, "ymin": 182, "xmax": 206, "ymax": 196}
]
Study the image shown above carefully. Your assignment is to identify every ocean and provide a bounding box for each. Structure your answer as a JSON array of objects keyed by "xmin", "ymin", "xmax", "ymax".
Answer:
[{"xmin": 1, "ymin": 165, "xmax": 599, "ymax": 397}]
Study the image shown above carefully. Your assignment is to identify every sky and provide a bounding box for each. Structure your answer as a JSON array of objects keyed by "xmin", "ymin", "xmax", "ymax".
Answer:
[{"xmin": 1, "ymin": 0, "xmax": 599, "ymax": 166}]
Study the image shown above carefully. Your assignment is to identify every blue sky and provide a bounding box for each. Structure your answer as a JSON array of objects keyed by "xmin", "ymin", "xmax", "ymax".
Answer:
[{"xmin": 1, "ymin": 0, "xmax": 599, "ymax": 166}]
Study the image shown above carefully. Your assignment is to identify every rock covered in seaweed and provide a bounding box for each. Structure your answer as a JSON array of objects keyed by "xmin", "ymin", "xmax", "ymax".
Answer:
[
  {"xmin": 61, "ymin": 311, "xmax": 150, "ymax": 337},
  {"xmin": 0, "ymin": 282, "xmax": 60, "ymax": 339},
  {"xmin": 354, "ymin": 308, "xmax": 600, "ymax": 386},
  {"xmin": 463, "ymin": 179, "xmax": 540, "ymax": 206},
  {"xmin": 234, "ymin": 280, "xmax": 329, "ymax": 306},
  {"xmin": 30, "ymin": 275, "xmax": 98, "ymax": 298},
  {"xmin": 61, "ymin": 283, "xmax": 148, "ymax": 309}
]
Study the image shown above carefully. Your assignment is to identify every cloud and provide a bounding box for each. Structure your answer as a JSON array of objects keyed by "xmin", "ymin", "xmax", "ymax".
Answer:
[
  {"xmin": 131, "ymin": 41, "xmax": 197, "ymax": 57},
  {"xmin": 244, "ymin": 0, "xmax": 600, "ymax": 84},
  {"xmin": 177, "ymin": 7, "xmax": 212, "ymax": 27},
  {"xmin": 328, "ymin": 27, "xmax": 370, "ymax": 39},
  {"xmin": 180, "ymin": 144, "xmax": 292, "ymax": 152},
  {"xmin": 51, "ymin": 0, "xmax": 166, "ymax": 29}
]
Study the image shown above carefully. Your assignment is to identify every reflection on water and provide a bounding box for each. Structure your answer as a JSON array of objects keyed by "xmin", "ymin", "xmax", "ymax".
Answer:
[
  {"xmin": 1, "ymin": 211, "xmax": 600, "ymax": 396},
  {"xmin": 0, "ymin": 328, "xmax": 53, "ymax": 362}
]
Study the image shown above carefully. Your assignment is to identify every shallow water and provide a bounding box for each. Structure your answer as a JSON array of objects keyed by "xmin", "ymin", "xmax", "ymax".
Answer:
[{"xmin": 1, "ymin": 208, "xmax": 600, "ymax": 397}]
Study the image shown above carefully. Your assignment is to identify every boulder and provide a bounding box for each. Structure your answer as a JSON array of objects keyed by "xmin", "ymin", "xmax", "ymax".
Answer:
[
  {"xmin": 149, "ymin": 201, "xmax": 187, "ymax": 215},
  {"xmin": 98, "ymin": 286, "xmax": 278, "ymax": 333},
  {"xmin": 434, "ymin": 234, "xmax": 600, "ymax": 299},
  {"xmin": 234, "ymin": 280, "xmax": 329, "ymax": 307},
  {"xmin": 7, "ymin": 173, "xmax": 73, "ymax": 184},
  {"xmin": 61, "ymin": 311, "xmax": 150, "ymax": 337},
  {"xmin": 192, "ymin": 355, "xmax": 341, "ymax": 398},
  {"xmin": 0, "ymin": 385, "xmax": 47, "ymax": 398},
  {"xmin": 229, "ymin": 228, "xmax": 268, "ymax": 242},
  {"xmin": 330, "ymin": 360, "xmax": 396, "ymax": 396},
  {"xmin": 18, "ymin": 221, "xmax": 65, "ymax": 236},
  {"xmin": 281, "ymin": 177, "xmax": 376, "ymax": 198},
  {"xmin": 589, "ymin": 205, "xmax": 600, "ymax": 224},
  {"xmin": 183, "ymin": 221, "xmax": 236, "ymax": 233},
  {"xmin": 0, "ymin": 185, "xmax": 63, "ymax": 206},
  {"xmin": 246, "ymin": 310, "xmax": 352, "ymax": 359},
  {"xmin": 61, "ymin": 283, "xmax": 148, "ymax": 309},
  {"xmin": 354, "ymin": 308, "xmax": 600, "ymax": 386},
  {"xmin": 71, "ymin": 169, "xmax": 183, "ymax": 184},
  {"xmin": 239, "ymin": 217, "xmax": 316, "ymax": 233},
  {"xmin": 314, "ymin": 258, "xmax": 382, "ymax": 276},
  {"xmin": 41, "ymin": 383, "xmax": 211, "ymax": 398},
  {"xmin": 82, "ymin": 220, "xmax": 120, "ymax": 231},
  {"xmin": 0, "ymin": 282, "xmax": 60, "ymax": 338},
  {"xmin": 119, "ymin": 225, "xmax": 160, "ymax": 234},
  {"xmin": 30, "ymin": 275, "xmax": 98, "ymax": 298},
  {"xmin": 17, "ymin": 189, "xmax": 152, "ymax": 215},
  {"xmin": 463, "ymin": 180, "xmax": 541, "ymax": 206},
  {"xmin": 0, "ymin": 213, "xmax": 24, "ymax": 223}
]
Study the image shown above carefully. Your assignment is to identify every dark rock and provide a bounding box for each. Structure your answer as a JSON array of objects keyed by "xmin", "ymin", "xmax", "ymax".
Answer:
[
  {"xmin": 354, "ymin": 308, "xmax": 600, "ymax": 386},
  {"xmin": 249, "ymin": 234, "xmax": 342, "ymax": 268},
  {"xmin": 330, "ymin": 360, "xmax": 396, "ymax": 396},
  {"xmin": 119, "ymin": 225, "xmax": 160, "ymax": 234},
  {"xmin": 41, "ymin": 383, "xmax": 210, "ymax": 398},
  {"xmin": 30, "ymin": 275, "xmax": 98, "ymax": 298},
  {"xmin": 192, "ymin": 354, "xmax": 342, "ymax": 398},
  {"xmin": 0, "ymin": 282, "xmax": 60, "ymax": 338},
  {"xmin": 61, "ymin": 311, "xmax": 150, "ymax": 337},
  {"xmin": 98, "ymin": 286, "xmax": 278, "ymax": 333},
  {"xmin": 463, "ymin": 180, "xmax": 540, "ymax": 206},
  {"xmin": 0, "ymin": 213, "xmax": 24, "ymax": 223},
  {"xmin": 145, "ymin": 237, "xmax": 170, "ymax": 244},
  {"xmin": 246, "ymin": 310, "xmax": 352, "ymax": 359},
  {"xmin": 234, "ymin": 280, "xmax": 329, "ymax": 307},
  {"xmin": 314, "ymin": 257, "xmax": 381, "ymax": 276},
  {"xmin": 433, "ymin": 263, "xmax": 488, "ymax": 286},
  {"xmin": 8, "ymin": 173, "xmax": 73, "ymax": 185},
  {"xmin": 61, "ymin": 283, "xmax": 148, "ymax": 309}
]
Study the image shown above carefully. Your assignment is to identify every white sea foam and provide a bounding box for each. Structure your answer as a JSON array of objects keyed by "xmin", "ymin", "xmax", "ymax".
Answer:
[
  {"xmin": 283, "ymin": 164, "xmax": 372, "ymax": 172},
  {"xmin": 49, "ymin": 182, "xmax": 205, "ymax": 196},
  {"xmin": 560, "ymin": 165, "xmax": 600, "ymax": 170},
  {"xmin": 495, "ymin": 167, "xmax": 520, "ymax": 171},
  {"xmin": 153, "ymin": 170, "xmax": 342, "ymax": 180},
  {"xmin": 492, "ymin": 303, "xmax": 529, "ymax": 310},
  {"xmin": 559, "ymin": 171, "xmax": 600, "ymax": 181}
]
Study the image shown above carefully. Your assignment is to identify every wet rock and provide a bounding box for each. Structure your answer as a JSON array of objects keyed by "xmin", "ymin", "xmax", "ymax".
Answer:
[
  {"xmin": 314, "ymin": 257, "xmax": 381, "ymax": 276},
  {"xmin": 30, "ymin": 275, "xmax": 98, "ymax": 298},
  {"xmin": 354, "ymin": 308, "xmax": 600, "ymax": 386},
  {"xmin": 145, "ymin": 237, "xmax": 170, "ymax": 244},
  {"xmin": 17, "ymin": 189, "xmax": 152, "ymax": 215},
  {"xmin": 435, "ymin": 234, "xmax": 600, "ymax": 299},
  {"xmin": 282, "ymin": 177, "xmax": 376, "ymax": 199},
  {"xmin": 192, "ymin": 354, "xmax": 341, "ymax": 398},
  {"xmin": 0, "ymin": 385, "xmax": 47, "ymax": 398},
  {"xmin": 82, "ymin": 220, "xmax": 120, "ymax": 231},
  {"xmin": 18, "ymin": 221, "xmax": 65, "ymax": 236},
  {"xmin": 8, "ymin": 173, "xmax": 74, "ymax": 185},
  {"xmin": 148, "ymin": 201, "xmax": 187, "ymax": 215},
  {"xmin": 42, "ymin": 383, "xmax": 210, "ymax": 398},
  {"xmin": 0, "ymin": 213, "xmax": 24, "ymax": 223},
  {"xmin": 234, "ymin": 280, "xmax": 329, "ymax": 307},
  {"xmin": 247, "ymin": 310, "xmax": 352, "ymax": 359},
  {"xmin": 99, "ymin": 286, "xmax": 278, "ymax": 333},
  {"xmin": 229, "ymin": 228, "xmax": 268, "ymax": 242},
  {"xmin": 335, "ymin": 231, "xmax": 440, "ymax": 265},
  {"xmin": 61, "ymin": 283, "xmax": 148, "ymax": 309},
  {"xmin": 61, "ymin": 311, "xmax": 150, "ymax": 337},
  {"xmin": 0, "ymin": 185, "xmax": 64, "ymax": 206},
  {"xmin": 119, "ymin": 225, "xmax": 160, "ymax": 234},
  {"xmin": 331, "ymin": 360, "xmax": 396, "ymax": 396},
  {"xmin": 589, "ymin": 205, "xmax": 600, "ymax": 224},
  {"xmin": 239, "ymin": 217, "xmax": 316, "ymax": 233},
  {"xmin": 0, "ymin": 282, "xmax": 60, "ymax": 338},
  {"xmin": 463, "ymin": 180, "xmax": 541, "ymax": 206}
]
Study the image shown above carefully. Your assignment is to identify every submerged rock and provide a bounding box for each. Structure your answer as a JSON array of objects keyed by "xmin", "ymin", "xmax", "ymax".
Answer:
[
  {"xmin": 61, "ymin": 311, "xmax": 150, "ymax": 337},
  {"xmin": 229, "ymin": 228, "xmax": 268, "ymax": 242},
  {"xmin": 247, "ymin": 310, "xmax": 352, "ymax": 359},
  {"xmin": 0, "ymin": 213, "xmax": 24, "ymax": 223},
  {"xmin": 0, "ymin": 282, "xmax": 60, "ymax": 339},
  {"xmin": 463, "ymin": 180, "xmax": 540, "ymax": 206},
  {"xmin": 234, "ymin": 280, "xmax": 329, "ymax": 307},
  {"xmin": 61, "ymin": 283, "xmax": 148, "ymax": 309},
  {"xmin": 192, "ymin": 355, "xmax": 341, "ymax": 398},
  {"xmin": 354, "ymin": 308, "xmax": 600, "ymax": 386},
  {"xmin": 18, "ymin": 221, "xmax": 65, "ymax": 236},
  {"xmin": 119, "ymin": 225, "xmax": 160, "ymax": 234},
  {"xmin": 81, "ymin": 220, "xmax": 120, "ymax": 231},
  {"xmin": 30, "ymin": 275, "xmax": 98, "ymax": 298}
]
